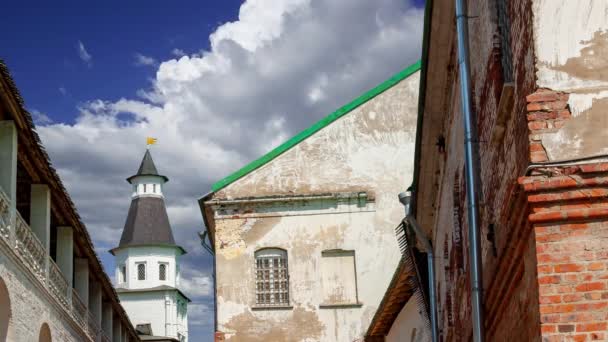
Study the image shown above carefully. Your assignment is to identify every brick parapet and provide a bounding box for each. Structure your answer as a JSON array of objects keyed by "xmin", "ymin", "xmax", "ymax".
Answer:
[
  {"xmin": 525, "ymin": 88, "xmax": 572, "ymax": 163},
  {"xmin": 520, "ymin": 163, "xmax": 608, "ymax": 342}
]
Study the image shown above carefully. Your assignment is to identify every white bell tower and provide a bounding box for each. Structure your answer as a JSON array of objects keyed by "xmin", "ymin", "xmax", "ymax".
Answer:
[{"xmin": 111, "ymin": 149, "xmax": 189, "ymax": 342}]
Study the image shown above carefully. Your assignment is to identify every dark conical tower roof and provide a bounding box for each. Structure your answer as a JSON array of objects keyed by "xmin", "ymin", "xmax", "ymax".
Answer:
[
  {"xmin": 112, "ymin": 149, "xmax": 184, "ymax": 255},
  {"xmin": 127, "ymin": 149, "xmax": 168, "ymax": 183},
  {"xmin": 115, "ymin": 196, "xmax": 180, "ymax": 250},
  {"xmin": 137, "ymin": 149, "xmax": 159, "ymax": 175}
]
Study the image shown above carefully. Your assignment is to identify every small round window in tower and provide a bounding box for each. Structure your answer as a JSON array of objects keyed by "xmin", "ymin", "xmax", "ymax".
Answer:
[{"xmin": 159, "ymin": 264, "xmax": 167, "ymax": 281}]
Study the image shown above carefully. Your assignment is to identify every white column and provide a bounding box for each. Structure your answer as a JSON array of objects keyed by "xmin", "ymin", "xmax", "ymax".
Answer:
[
  {"xmin": 74, "ymin": 258, "xmax": 89, "ymax": 306},
  {"xmin": 102, "ymin": 301, "xmax": 113, "ymax": 338},
  {"xmin": 0, "ymin": 120, "xmax": 17, "ymax": 199},
  {"xmin": 56, "ymin": 226, "xmax": 73, "ymax": 287},
  {"xmin": 0, "ymin": 120, "xmax": 17, "ymax": 240},
  {"xmin": 30, "ymin": 184, "xmax": 51, "ymax": 252},
  {"xmin": 112, "ymin": 316, "xmax": 122, "ymax": 342}
]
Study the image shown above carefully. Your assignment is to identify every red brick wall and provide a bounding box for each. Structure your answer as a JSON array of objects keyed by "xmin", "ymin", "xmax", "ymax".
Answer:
[
  {"xmin": 519, "ymin": 163, "xmax": 608, "ymax": 342},
  {"xmin": 428, "ymin": 0, "xmax": 608, "ymax": 340},
  {"xmin": 431, "ymin": 0, "xmax": 540, "ymax": 340},
  {"xmin": 526, "ymin": 89, "xmax": 572, "ymax": 163}
]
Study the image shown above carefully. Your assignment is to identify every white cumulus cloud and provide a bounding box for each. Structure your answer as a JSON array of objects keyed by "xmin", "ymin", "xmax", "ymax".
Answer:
[
  {"xmin": 134, "ymin": 53, "xmax": 158, "ymax": 67},
  {"xmin": 77, "ymin": 40, "xmax": 92, "ymax": 66}
]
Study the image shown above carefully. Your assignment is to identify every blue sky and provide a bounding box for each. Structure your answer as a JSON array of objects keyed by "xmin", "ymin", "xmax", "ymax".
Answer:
[
  {"xmin": 2, "ymin": 0, "xmax": 242, "ymax": 124},
  {"xmin": 2, "ymin": 1, "xmax": 424, "ymax": 340}
]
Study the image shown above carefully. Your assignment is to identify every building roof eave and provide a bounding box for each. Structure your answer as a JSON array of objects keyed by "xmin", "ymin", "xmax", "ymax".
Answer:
[
  {"xmin": 109, "ymin": 243, "xmax": 187, "ymax": 256},
  {"xmin": 116, "ymin": 285, "xmax": 192, "ymax": 302}
]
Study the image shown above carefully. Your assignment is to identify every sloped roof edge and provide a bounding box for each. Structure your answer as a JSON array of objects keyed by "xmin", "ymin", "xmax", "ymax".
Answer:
[{"xmin": 211, "ymin": 60, "xmax": 422, "ymax": 192}]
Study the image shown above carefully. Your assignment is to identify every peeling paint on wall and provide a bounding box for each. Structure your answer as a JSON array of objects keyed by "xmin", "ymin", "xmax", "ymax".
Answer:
[
  {"xmin": 533, "ymin": 0, "xmax": 608, "ymax": 161},
  {"xmin": 534, "ymin": 0, "xmax": 608, "ymax": 90},
  {"xmin": 541, "ymin": 97, "xmax": 608, "ymax": 160}
]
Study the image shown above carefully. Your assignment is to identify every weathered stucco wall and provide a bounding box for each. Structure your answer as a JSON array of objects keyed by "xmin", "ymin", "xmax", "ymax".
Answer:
[
  {"xmin": 532, "ymin": 0, "xmax": 608, "ymax": 160},
  {"xmin": 215, "ymin": 72, "xmax": 420, "ymax": 203},
  {"xmin": 211, "ymin": 72, "xmax": 424, "ymax": 341},
  {"xmin": 385, "ymin": 295, "xmax": 430, "ymax": 342}
]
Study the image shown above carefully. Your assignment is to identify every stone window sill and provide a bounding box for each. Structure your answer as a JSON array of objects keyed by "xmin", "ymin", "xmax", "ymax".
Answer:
[
  {"xmin": 251, "ymin": 305, "xmax": 293, "ymax": 311},
  {"xmin": 319, "ymin": 303, "xmax": 363, "ymax": 309}
]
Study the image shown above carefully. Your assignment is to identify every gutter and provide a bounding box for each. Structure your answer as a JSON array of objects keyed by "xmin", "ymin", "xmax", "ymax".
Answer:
[{"xmin": 409, "ymin": 0, "xmax": 433, "ymax": 214}]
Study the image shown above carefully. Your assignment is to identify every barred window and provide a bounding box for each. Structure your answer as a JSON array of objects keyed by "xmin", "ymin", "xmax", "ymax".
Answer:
[
  {"xmin": 255, "ymin": 248, "xmax": 289, "ymax": 306},
  {"xmin": 137, "ymin": 263, "xmax": 146, "ymax": 280},
  {"xmin": 159, "ymin": 263, "xmax": 167, "ymax": 281},
  {"xmin": 497, "ymin": 0, "xmax": 513, "ymax": 82}
]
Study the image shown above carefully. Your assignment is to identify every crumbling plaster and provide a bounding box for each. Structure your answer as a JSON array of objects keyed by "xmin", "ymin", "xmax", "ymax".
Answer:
[
  {"xmin": 533, "ymin": 0, "xmax": 608, "ymax": 160},
  {"xmin": 210, "ymin": 73, "xmax": 426, "ymax": 341}
]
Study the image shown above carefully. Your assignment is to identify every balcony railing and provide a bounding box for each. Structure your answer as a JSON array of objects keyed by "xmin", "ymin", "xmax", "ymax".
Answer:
[
  {"xmin": 101, "ymin": 330, "xmax": 112, "ymax": 342},
  {"xmin": 72, "ymin": 288, "xmax": 88, "ymax": 328},
  {"xmin": 49, "ymin": 258, "xmax": 69, "ymax": 308},
  {"xmin": 15, "ymin": 211, "xmax": 46, "ymax": 281},
  {"xmin": 87, "ymin": 311, "xmax": 101, "ymax": 340},
  {"xmin": 0, "ymin": 188, "xmax": 102, "ymax": 342},
  {"xmin": 0, "ymin": 190, "xmax": 10, "ymax": 244}
]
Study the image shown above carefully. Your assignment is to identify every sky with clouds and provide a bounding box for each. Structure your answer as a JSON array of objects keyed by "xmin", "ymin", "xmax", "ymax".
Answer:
[{"xmin": 2, "ymin": 0, "xmax": 424, "ymax": 340}]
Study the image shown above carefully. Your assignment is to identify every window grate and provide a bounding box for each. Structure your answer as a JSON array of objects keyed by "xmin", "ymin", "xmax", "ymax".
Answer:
[
  {"xmin": 497, "ymin": 0, "xmax": 513, "ymax": 82},
  {"xmin": 255, "ymin": 249, "xmax": 289, "ymax": 306},
  {"xmin": 159, "ymin": 264, "xmax": 167, "ymax": 281},
  {"xmin": 137, "ymin": 263, "xmax": 146, "ymax": 280}
]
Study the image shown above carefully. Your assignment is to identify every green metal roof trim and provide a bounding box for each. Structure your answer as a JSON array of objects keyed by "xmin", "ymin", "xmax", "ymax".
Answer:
[{"xmin": 212, "ymin": 60, "xmax": 422, "ymax": 192}]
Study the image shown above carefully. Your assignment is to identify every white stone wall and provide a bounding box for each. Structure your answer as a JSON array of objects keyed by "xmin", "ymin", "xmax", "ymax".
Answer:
[
  {"xmin": 119, "ymin": 290, "xmax": 188, "ymax": 341},
  {"xmin": 120, "ymin": 291, "xmax": 167, "ymax": 337},
  {"xmin": 114, "ymin": 246, "xmax": 180, "ymax": 289},
  {"xmin": 129, "ymin": 175, "xmax": 165, "ymax": 198},
  {"xmin": 0, "ymin": 245, "xmax": 89, "ymax": 341},
  {"xmin": 116, "ymin": 245, "xmax": 188, "ymax": 341},
  {"xmin": 385, "ymin": 294, "xmax": 430, "ymax": 342}
]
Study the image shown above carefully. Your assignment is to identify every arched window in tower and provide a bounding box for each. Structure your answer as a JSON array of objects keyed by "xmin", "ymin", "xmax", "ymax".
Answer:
[
  {"xmin": 159, "ymin": 263, "xmax": 167, "ymax": 281},
  {"xmin": 143, "ymin": 184, "xmax": 147, "ymax": 193},
  {"xmin": 137, "ymin": 263, "xmax": 146, "ymax": 280},
  {"xmin": 255, "ymin": 248, "xmax": 289, "ymax": 306},
  {"xmin": 153, "ymin": 184, "xmax": 157, "ymax": 193}
]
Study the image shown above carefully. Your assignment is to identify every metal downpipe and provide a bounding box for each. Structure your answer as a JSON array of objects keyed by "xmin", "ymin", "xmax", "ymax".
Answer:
[
  {"xmin": 399, "ymin": 192, "xmax": 439, "ymax": 342},
  {"xmin": 406, "ymin": 216, "xmax": 439, "ymax": 342},
  {"xmin": 455, "ymin": 0, "xmax": 485, "ymax": 341}
]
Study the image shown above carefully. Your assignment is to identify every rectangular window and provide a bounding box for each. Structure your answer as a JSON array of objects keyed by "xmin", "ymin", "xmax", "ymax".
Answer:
[
  {"xmin": 159, "ymin": 263, "xmax": 167, "ymax": 281},
  {"xmin": 255, "ymin": 248, "xmax": 289, "ymax": 306},
  {"xmin": 497, "ymin": 0, "xmax": 513, "ymax": 82},
  {"xmin": 320, "ymin": 250, "xmax": 359, "ymax": 305},
  {"xmin": 153, "ymin": 184, "xmax": 157, "ymax": 193},
  {"xmin": 119, "ymin": 264, "xmax": 126, "ymax": 283},
  {"xmin": 137, "ymin": 263, "xmax": 146, "ymax": 280}
]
